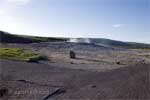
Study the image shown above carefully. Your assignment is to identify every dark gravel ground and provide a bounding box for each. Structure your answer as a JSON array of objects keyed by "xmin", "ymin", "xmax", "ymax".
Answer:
[
  {"xmin": 0, "ymin": 42, "xmax": 150, "ymax": 100},
  {"xmin": 0, "ymin": 59, "xmax": 150, "ymax": 100}
]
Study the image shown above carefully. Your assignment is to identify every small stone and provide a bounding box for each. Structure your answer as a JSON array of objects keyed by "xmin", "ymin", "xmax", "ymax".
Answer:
[
  {"xmin": 90, "ymin": 85, "xmax": 96, "ymax": 88},
  {"xmin": 71, "ymin": 62, "xmax": 74, "ymax": 64},
  {"xmin": 116, "ymin": 61, "xmax": 121, "ymax": 65}
]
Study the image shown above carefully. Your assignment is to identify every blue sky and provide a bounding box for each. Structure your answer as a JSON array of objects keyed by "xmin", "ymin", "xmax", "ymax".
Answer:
[{"xmin": 0, "ymin": 0, "xmax": 149, "ymax": 43}]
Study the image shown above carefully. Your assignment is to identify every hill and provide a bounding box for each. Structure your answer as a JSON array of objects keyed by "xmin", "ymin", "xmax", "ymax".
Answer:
[
  {"xmin": 69, "ymin": 38, "xmax": 150, "ymax": 49},
  {"xmin": 89, "ymin": 38, "xmax": 150, "ymax": 49},
  {"xmin": 0, "ymin": 31, "xmax": 150, "ymax": 49},
  {"xmin": 0, "ymin": 31, "xmax": 67, "ymax": 44}
]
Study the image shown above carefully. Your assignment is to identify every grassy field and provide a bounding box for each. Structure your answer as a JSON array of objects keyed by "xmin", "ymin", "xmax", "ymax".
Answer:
[{"xmin": 0, "ymin": 48, "xmax": 43, "ymax": 62}]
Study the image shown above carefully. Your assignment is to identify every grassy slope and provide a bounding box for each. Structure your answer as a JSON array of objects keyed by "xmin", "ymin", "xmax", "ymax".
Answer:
[
  {"xmin": 0, "ymin": 31, "xmax": 67, "ymax": 43},
  {"xmin": 0, "ymin": 48, "xmax": 43, "ymax": 62},
  {"xmin": 25, "ymin": 36, "xmax": 68, "ymax": 42}
]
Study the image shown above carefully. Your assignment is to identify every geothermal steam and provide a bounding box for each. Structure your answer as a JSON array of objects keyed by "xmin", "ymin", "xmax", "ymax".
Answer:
[{"xmin": 69, "ymin": 38, "xmax": 91, "ymax": 43}]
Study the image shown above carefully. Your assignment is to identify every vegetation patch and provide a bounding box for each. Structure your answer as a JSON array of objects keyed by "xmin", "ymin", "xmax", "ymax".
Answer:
[
  {"xmin": 0, "ymin": 48, "xmax": 43, "ymax": 62},
  {"xmin": 30, "ymin": 36, "xmax": 67, "ymax": 42},
  {"xmin": 143, "ymin": 55, "xmax": 150, "ymax": 58}
]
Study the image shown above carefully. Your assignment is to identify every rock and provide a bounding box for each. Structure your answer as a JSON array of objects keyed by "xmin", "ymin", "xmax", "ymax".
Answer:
[
  {"xmin": 70, "ymin": 62, "xmax": 74, "ymax": 64},
  {"xmin": 70, "ymin": 50, "xmax": 76, "ymax": 59},
  {"xmin": 0, "ymin": 87, "xmax": 8, "ymax": 97},
  {"xmin": 116, "ymin": 61, "xmax": 121, "ymax": 65},
  {"xmin": 90, "ymin": 85, "xmax": 96, "ymax": 88}
]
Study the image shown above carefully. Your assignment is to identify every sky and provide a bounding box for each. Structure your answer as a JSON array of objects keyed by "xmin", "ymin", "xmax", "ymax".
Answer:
[{"xmin": 0, "ymin": 0, "xmax": 149, "ymax": 43}]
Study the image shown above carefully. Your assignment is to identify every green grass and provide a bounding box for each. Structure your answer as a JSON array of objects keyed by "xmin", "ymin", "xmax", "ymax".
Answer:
[
  {"xmin": 30, "ymin": 37, "xmax": 67, "ymax": 42},
  {"xmin": 30, "ymin": 37, "xmax": 50, "ymax": 42},
  {"xmin": 0, "ymin": 48, "xmax": 43, "ymax": 62}
]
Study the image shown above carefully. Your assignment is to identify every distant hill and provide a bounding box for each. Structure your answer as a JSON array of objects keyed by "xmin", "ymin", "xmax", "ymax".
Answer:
[
  {"xmin": 68, "ymin": 38, "xmax": 150, "ymax": 49},
  {"xmin": 89, "ymin": 38, "xmax": 150, "ymax": 49},
  {"xmin": 0, "ymin": 31, "xmax": 67, "ymax": 44},
  {"xmin": 0, "ymin": 31, "xmax": 150, "ymax": 49}
]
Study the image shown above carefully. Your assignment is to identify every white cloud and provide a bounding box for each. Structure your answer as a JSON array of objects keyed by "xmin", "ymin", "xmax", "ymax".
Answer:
[
  {"xmin": 112, "ymin": 24, "xmax": 124, "ymax": 28},
  {"xmin": 0, "ymin": 0, "xmax": 31, "ymax": 33},
  {"xmin": 7, "ymin": 0, "xmax": 31, "ymax": 5},
  {"xmin": 0, "ymin": 14, "xmax": 23, "ymax": 34},
  {"xmin": 0, "ymin": 10, "xmax": 5, "ymax": 15}
]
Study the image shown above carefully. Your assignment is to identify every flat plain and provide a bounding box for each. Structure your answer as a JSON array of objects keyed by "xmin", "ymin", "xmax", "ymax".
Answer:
[{"xmin": 0, "ymin": 42, "xmax": 150, "ymax": 100}]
